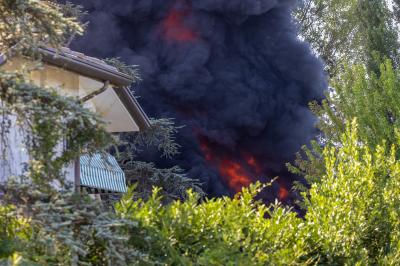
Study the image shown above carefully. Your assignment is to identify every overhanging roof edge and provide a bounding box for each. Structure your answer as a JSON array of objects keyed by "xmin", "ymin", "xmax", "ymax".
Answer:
[
  {"xmin": 38, "ymin": 47, "xmax": 151, "ymax": 130},
  {"xmin": 39, "ymin": 47, "xmax": 133, "ymax": 87}
]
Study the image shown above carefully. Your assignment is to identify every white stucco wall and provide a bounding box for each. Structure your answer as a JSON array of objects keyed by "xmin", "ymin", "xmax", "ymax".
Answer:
[
  {"xmin": 0, "ymin": 115, "xmax": 29, "ymax": 182},
  {"xmin": 0, "ymin": 115, "xmax": 76, "ymax": 185},
  {"xmin": 0, "ymin": 57, "xmax": 140, "ymax": 187},
  {"xmin": 0, "ymin": 59, "xmax": 79, "ymax": 184}
]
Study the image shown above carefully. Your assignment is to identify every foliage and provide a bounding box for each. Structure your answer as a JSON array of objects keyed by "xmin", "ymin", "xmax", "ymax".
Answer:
[
  {"xmin": 286, "ymin": 140, "xmax": 325, "ymax": 195},
  {"xmin": 313, "ymin": 60, "xmax": 400, "ymax": 149},
  {"xmin": 2, "ymin": 122, "xmax": 400, "ymax": 265},
  {"xmin": 294, "ymin": 0, "xmax": 359, "ymax": 75},
  {"xmin": 116, "ymin": 118, "xmax": 182, "ymax": 160},
  {"xmin": 121, "ymin": 161, "xmax": 204, "ymax": 202},
  {"xmin": 0, "ymin": 0, "xmax": 108, "ymax": 189},
  {"xmin": 2, "ymin": 0, "xmax": 400, "ymax": 265},
  {"xmin": 394, "ymin": 0, "xmax": 400, "ymax": 24},
  {"xmin": 291, "ymin": 0, "xmax": 400, "ymax": 188},
  {"xmin": 116, "ymin": 183, "xmax": 310, "ymax": 266},
  {"xmin": 356, "ymin": 0, "xmax": 399, "ymax": 73},
  {"xmin": 113, "ymin": 122, "xmax": 400, "ymax": 265},
  {"xmin": 0, "ymin": 204, "xmax": 30, "ymax": 260},
  {"xmin": 0, "ymin": 0, "xmax": 83, "ymax": 57},
  {"xmin": 289, "ymin": 59, "xmax": 400, "ymax": 192},
  {"xmin": 0, "ymin": 70, "xmax": 111, "ymax": 188},
  {"xmin": 0, "ymin": 0, "xmax": 199, "ymax": 212},
  {"xmin": 294, "ymin": 0, "xmax": 398, "ymax": 76},
  {"xmin": 104, "ymin": 57, "xmax": 140, "ymax": 81},
  {"xmin": 114, "ymin": 117, "xmax": 203, "ymax": 202},
  {"xmin": 303, "ymin": 121, "xmax": 400, "ymax": 265},
  {"xmin": 0, "ymin": 186, "xmax": 152, "ymax": 265},
  {"xmin": 0, "ymin": 1, "xmax": 204, "ymax": 265},
  {"xmin": 0, "ymin": 1, "xmax": 137, "ymax": 263},
  {"xmin": 288, "ymin": 60, "xmax": 400, "ymax": 196}
]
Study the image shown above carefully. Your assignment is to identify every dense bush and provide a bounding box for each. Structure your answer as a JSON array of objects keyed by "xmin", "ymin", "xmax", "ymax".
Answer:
[
  {"xmin": 116, "ymin": 184, "xmax": 308, "ymax": 266},
  {"xmin": 2, "ymin": 122, "xmax": 400, "ymax": 265},
  {"xmin": 112, "ymin": 122, "xmax": 400, "ymax": 265}
]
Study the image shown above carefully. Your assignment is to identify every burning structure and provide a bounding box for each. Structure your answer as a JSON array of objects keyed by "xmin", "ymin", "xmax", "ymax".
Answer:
[{"xmin": 71, "ymin": 0, "xmax": 327, "ymax": 201}]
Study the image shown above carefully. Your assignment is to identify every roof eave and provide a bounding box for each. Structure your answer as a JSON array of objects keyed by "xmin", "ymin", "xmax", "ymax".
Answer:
[
  {"xmin": 1, "ymin": 48, "xmax": 151, "ymax": 131},
  {"xmin": 39, "ymin": 47, "xmax": 133, "ymax": 87},
  {"xmin": 39, "ymin": 47, "xmax": 151, "ymax": 131},
  {"xmin": 113, "ymin": 88, "xmax": 151, "ymax": 131}
]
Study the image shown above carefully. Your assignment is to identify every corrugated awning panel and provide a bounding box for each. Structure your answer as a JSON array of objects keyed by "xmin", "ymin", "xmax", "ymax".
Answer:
[{"xmin": 80, "ymin": 153, "xmax": 127, "ymax": 193}]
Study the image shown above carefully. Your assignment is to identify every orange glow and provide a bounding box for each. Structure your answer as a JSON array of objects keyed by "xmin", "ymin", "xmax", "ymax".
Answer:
[
  {"xmin": 199, "ymin": 138, "xmax": 213, "ymax": 161},
  {"xmin": 219, "ymin": 159, "xmax": 252, "ymax": 193},
  {"xmin": 247, "ymin": 156, "xmax": 256, "ymax": 165},
  {"xmin": 245, "ymin": 154, "xmax": 263, "ymax": 175},
  {"xmin": 162, "ymin": 2, "xmax": 198, "ymax": 42},
  {"xmin": 198, "ymin": 136, "xmax": 292, "ymax": 200},
  {"xmin": 278, "ymin": 186, "xmax": 289, "ymax": 200},
  {"xmin": 198, "ymin": 137, "xmax": 257, "ymax": 192}
]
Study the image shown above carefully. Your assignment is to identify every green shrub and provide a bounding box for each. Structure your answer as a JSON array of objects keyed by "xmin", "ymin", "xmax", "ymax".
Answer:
[{"xmin": 116, "ymin": 184, "xmax": 310, "ymax": 265}]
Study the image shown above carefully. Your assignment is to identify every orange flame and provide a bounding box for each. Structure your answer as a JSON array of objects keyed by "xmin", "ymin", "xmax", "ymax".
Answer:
[
  {"xmin": 219, "ymin": 159, "xmax": 252, "ymax": 193},
  {"xmin": 244, "ymin": 154, "xmax": 263, "ymax": 175},
  {"xmin": 199, "ymin": 136, "xmax": 291, "ymax": 200},
  {"xmin": 162, "ymin": 2, "xmax": 198, "ymax": 42},
  {"xmin": 278, "ymin": 186, "xmax": 289, "ymax": 201},
  {"xmin": 199, "ymin": 136, "xmax": 257, "ymax": 193}
]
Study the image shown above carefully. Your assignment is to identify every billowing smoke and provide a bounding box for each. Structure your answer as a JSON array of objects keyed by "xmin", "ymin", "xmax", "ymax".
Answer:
[{"xmin": 70, "ymin": 0, "xmax": 327, "ymax": 201}]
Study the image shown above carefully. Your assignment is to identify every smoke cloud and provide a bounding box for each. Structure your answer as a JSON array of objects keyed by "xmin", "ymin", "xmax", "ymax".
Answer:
[{"xmin": 70, "ymin": 0, "xmax": 327, "ymax": 200}]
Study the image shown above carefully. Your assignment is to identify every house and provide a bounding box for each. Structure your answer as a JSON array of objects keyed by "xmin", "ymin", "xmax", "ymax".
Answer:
[{"xmin": 0, "ymin": 47, "xmax": 150, "ymax": 195}]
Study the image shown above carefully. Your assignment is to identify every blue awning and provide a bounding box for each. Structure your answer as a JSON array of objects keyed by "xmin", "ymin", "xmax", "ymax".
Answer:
[{"xmin": 80, "ymin": 153, "xmax": 127, "ymax": 193}]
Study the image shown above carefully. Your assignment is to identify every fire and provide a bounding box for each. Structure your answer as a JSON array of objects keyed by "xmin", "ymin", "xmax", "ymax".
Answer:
[
  {"xmin": 199, "ymin": 136, "xmax": 256, "ymax": 193},
  {"xmin": 278, "ymin": 186, "xmax": 289, "ymax": 201},
  {"xmin": 219, "ymin": 159, "xmax": 252, "ymax": 193},
  {"xmin": 244, "ymin": 154, "xmax": 263, "ymax": 175},
  {"xmin": 199, "ymin": 138, "xmax": 213, "ymax": 161},
  {"xmin": 198, "ymin": 135, "xmax": 292, "ymax": 200},
  {"xmin": 162, "ymin": 2, "xmax": 198, "ymax": 42}
]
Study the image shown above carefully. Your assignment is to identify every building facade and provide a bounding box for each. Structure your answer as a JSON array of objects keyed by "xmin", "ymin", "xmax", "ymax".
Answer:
[{"xmin": 0, "ymin": 47, "xmax": 150, "ymax": 194}]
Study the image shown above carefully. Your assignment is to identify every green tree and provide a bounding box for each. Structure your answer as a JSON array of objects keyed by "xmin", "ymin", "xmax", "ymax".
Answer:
[
  {"xmin": 315, "ymin": 60, "xmax": 400, "ymax": 149},
  {"xmin": 0, "ymin": 0, "xmax": 127, "ymax": 263},
  {"xmin": 356, "ymin": 0, "xmax": 399, "ymax": 73},
  {"xmin": 292, "ymin": 0, "xmax": 400, "ymax": 189},
  {"xmin": 115, "ymin": 122, "xmax": 400, "ymax": 265},
  {"xmin": 290, "ymin": 60, "xmax": 400, "ymax": 191},
  {"xmin": 295, "ymin": 0, "xmax": 398, "ymax": 76},
  {"xmin": 294, "ymin": 0, "xmax": 359, "ymax": 75},
  {"xmin": 303, "ymin": 121, "xmax": 400, "ymax": 264}
]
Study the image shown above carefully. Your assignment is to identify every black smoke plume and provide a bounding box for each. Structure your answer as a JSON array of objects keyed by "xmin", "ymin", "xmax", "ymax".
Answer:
[{"xmin": 70, "ymin": 0, "xmax": 327, "ymax": 201}]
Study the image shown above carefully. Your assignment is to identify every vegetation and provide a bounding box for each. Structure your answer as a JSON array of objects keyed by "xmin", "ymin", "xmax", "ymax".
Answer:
[
  {"xmin": 113, "ymin": 123, "xmax": 400, "ymax": 265},
  {"xmin": 0, "ymin": 70, "xmax": 111, "ymax": 188},
  {"xmin": 294, "ymin": 0, "xmax": 398, "ymax": 76},
  {"xmin": 4, "ymin": 123, "xmax": 400, "ymax": 265},
  {"xmin": 2, "ymin": 0, "xmax": 400, "ymax": 265}
]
